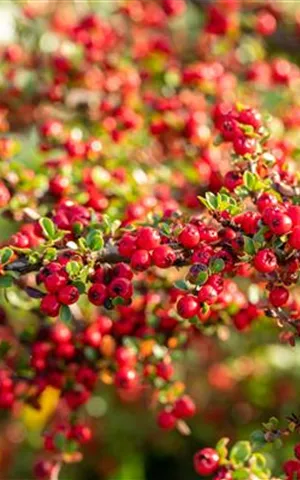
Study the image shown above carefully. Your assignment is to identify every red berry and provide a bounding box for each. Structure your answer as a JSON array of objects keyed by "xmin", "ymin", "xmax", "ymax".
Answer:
[
  {"xmin": 157, "ymin": 410, "xmax": 176, "ymax": 430},
  {"xmin": 130, "ymin": 249, "xmax": 151, "ymax": 271},
  {"xmin": 233, "ymin": 135, "xmax": 256, "ymax": 156},
  {"xmin": 256, "ymin": 11, "xmax": 277, "ymax": 37},
  {"xmin": 108, "ymin": 277, "xmax": 133, "ymax": 299},
  {"xmin": 156, "ymin": 361, "xmax": 174, "ymax": 381},
  {"xmin": 44, "ymin": 272, "xmax": 68, "ymax": 293},
  {"xmin": 136, "ymin": 227, "xmax": 161, "ymax": 250},
  {"xmin": 72, "ymin": 424, "xmax": 92, "ymax": 444},
  {"xmin": 33, "ymin": 460, "xmax": 55, "ymax": 479},
  {"xmin": 257, "ymin": 193, "xmax": 278, "ymax": 213},
  {"xmin": 295, "ymin": 443, "xmax": 300, "ymax": 460},
  {"xmin": 84, "ymin": 326, "xmax": 102, "ymax": 347},
  {"xmin": 118, "ymin": 234, "xmax": 136, "ymax": 257},
  {"xmin": 269, "ymin": 212, "xmax": 292, "ymax": 235},
  {"xmin": 198, "ymin": 285, "xmax": 218, "ymax": 305},
  {"xmin": 115, "ymin": 347, "xmax": 136, "ymax": 367},
  {"xmin": 173, "ymin": 395, "xmax": 196, "ymax": 418},
  {"xmin": 194, "ymin": 448, "xmax": 220, "ymax": 476},
  {"xmin": 253, "ymin": 249, "xmax": 277, "ymax": 273},
  {"xmin": 289, "ymin": 226, "xmax": 300, "ymax": 250},
  {"xmin": 152, "ymin": 245, "xmax": 176, "ymax": 268},
  {"xmin": 224, "ymin": 171, "xmax": 242, "ymax": 191},
  {"xmin": 287, "ymin": 205, "xmax": 300, "ymax": 227},
  {"xmin": 206, "ymin": 274, "xmax": 224, "ymax": 293},
  {"xmin": 88, "ymin": 284, "xmax": 107, "ymax": 306},
  {"xmin": 177, "ymin": 295, "xmax": 199, "ymax": 318},
  {"xmin": 179, "ymin": 224, "xmax": 200, "ymax": 248},
  {"xmin": 41, "ymin": 294, "xmax": 60, "ymax": 317},
  {"xmin": 111, "ymin": 262, "xmax": 133, "ymax": 280},
  {"xmin": 238, "ymin": 108, "xmax": 262, "ymax": 130},
  {"xmin": 269, "ymin": 286, "xmax": 289, "ymax": 307},
  {"xmin": 115, "ymin": 367, "xmax": 138, "ymax": 389},
  {"xmin": 58, "ymin": 285, "xmax": 79, "ymax": 305},
  {"xmin": 50, "ymin": 322, "xmax": 72, "ymax": 343}
]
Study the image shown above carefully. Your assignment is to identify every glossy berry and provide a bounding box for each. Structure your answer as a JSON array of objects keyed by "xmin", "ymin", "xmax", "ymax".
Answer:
[
  {"xmin": 115, "ymin": 367, "xmax": 138, "ymax": 390},
  {"xmin": 178, "ymin": 224, "xmax": 200, "ymax": 248},
  {"xmin": 130, "ymin": 249, "xmax": 151, "ymax": 271},
  {"xmin": 50, "ymin": 323, "xmax": 72, "ymax": 343},
  {"xmin": 177, "ymin": 295, "xmax": 199, "ymax": 318},
  {"xmin": 157, "ymin": 410, "xmax": 176, "ymax": 430},
  {"xmin": 173, "ymin": 395, "xmax": 196, "ymax": 418},
  {"xmin": 136, "ymin": 227, "xmax": 161, "ymax": 250},
  {"xmin": 198, "ymin": 285, "xmax": 218, "ymax": 305},
  {"xmin": 41, "ymin": 294, "xmax": 60, "ymax": 317},
  {"xmin": 152, "ymin": 245, "xmax": 176, "ymax": 268},
  {"xmin": 253, "ymin": 249, "xmax": 277, "ymax": 273},
  {"xmin": 269, "ymin": 286, "xmax": 289, "ymax": 307},
  {"xmin": 269, "ymin": 212, "xmax": 292, "ymax": 235},
  {"xmin": 233, "ymin": 135, "xmax": 256, "ymax": 156},
  {"xmin": 88, "ymin": 284, "xmax": 107, "ymax": 306},
  {"xmin": 289, "ymin": 226, "xmax": 300, "ymax": 250},
  {"xmin": 194, "ymin": 448, "xmax": 220, "ymax": 476},
  {"xmin": 58, "ymin": 285, "xmax": 80, "ymax": 305},
  {"xmin": 238, "ymin": 108, "xmax": 262, "ymax": 130}
]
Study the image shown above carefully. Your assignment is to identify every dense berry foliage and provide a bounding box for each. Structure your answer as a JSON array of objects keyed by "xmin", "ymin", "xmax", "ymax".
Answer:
[{"xmin": 0, "ymin": 1, "xmax": 299, "ymax": 479}]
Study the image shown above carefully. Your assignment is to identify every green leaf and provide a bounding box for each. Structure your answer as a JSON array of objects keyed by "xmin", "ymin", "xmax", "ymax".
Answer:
[
  {"xmin": 196, "ymin": 271, "xmax": 208, "ymax": 285},
  {"xmin": 112, "ymin": 297, "xmax": 126, "ymax": 306},
  {"xmin": 174, "ymin": 280, "xmax": 190, "ymax": 291},
  {"xmin": 0, "ymin": 247, "xmax": 13, "ymax": 265},
  {"xmin": 250, "ymin": 430, "xmax": 266, "ymax": 449},
  {"xmin": 205, "ymin": 192, "xmax": 218, "ymax": 210},
  {"xmin": 86, "ymin": 230, "xmax": 104, "ymax": 251},
  {"xmin": 0, "ymin": 275, "xmax": 14, "ymax": 288},
  {"xmin": 243, "ymin": 236, "xmax": 256, "ymax": 255},
  {"xmin": 230, "ymin": 441, "xmax": 252, "ymax": 466},
  {"xmin": 66, "ymin": 261, "xmax": 81, "ymax": 278},
  {"xmin": 39, "ymin": 217, "xmax": 56, "ymax": 240},
  {"xmin": 84, "ymin": 346, "xmax": 98, "ymax": 362},
  {"xmin": 232, "ymin": 468, "xmax": 250, "ymax": 479},
  {"xmin": 216, "ymin": 437, "xmax": 230, "ymax": 461},
  {"xmin": 211, "ymin": 258, "xmax": 225, "ymax": 273},
  {"xmin": 60, "ymin": 305, "xmax": 72, "ymax": 324},
  {"xmin": 54, "ymin": 432, "xmax": 66, "ymax": 451},
  {"xmin": 243, "ymin": 171, "xmax": 256, "ymax": 191},
  {"xmin": 0, "ymin": 340, "xmax": 11, "ymax": 360}
]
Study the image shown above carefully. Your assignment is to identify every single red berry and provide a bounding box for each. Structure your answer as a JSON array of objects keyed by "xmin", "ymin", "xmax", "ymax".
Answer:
[
  {"xmin": 256, "ymin": 11, "xmax": 277, "ymax": 37},
  {"xmin": 88, "ymin": 284, "xmax": 107, "ymax": 306},
  {"xmin": 111, "ymin": 262, "xmax": 133, "ymax": 280},
  {"xmin": 224, "ymin": 171, "xmax": 242, "ymax": 191},
  {"xmin": 44, "ymin": 272, "xmax": 68, "ymax": 293},
  {"xmin": 152, "ymin": 245, "xmax": 176, "ymax": 268},
  {"xmin": 115, "ymin": 367, "xmax": 138, "ymax": 389},
  {"xmin": 177, "ymin": 295, "xmax": 199, "ymax": 318},
  {"xmin": 287, "ymin": 205, "xmax": 300, "ymax": 227},
  {"xmin": 41, "ymin": 294, "xmax": 60, "ymax": 317},
  {"xmin": 295, "ymin": 443, "xmax": 300, "ymax": 460},
  {"xmin": 199, "ymin": 227, "xmax": 218, "ymax": 243},
  {"xmin": 257, "ymin": 192, "xmax": 278, "ymax": 213},
  {"xmin": 289, "ymin": 226, "xmax": 300, "ymax": 250},
  {"xmin": 238, "ymin": 108, "xmax": 262, "ymax": 130},
  {"xmin": 118, "ymin": 234, "xmax": 136, "ymax": 257},
  {"xmin": 283, "ymin": 459, "xmax": 300, "ymax": 477},
  {"xmin": 50, "ymin": 322, "xmax": 72, "ymax": 343},
  {"xmin": 178, "ymin": 224, "xmax": 200, "ymax": 248},
  {"xmin": 136, "ymin": 227, "xmax": 161, "ymax": 250},
  {"xmin": 253, "ymin": 249, "xmax": 277, "ymax": 273},
  {"xmin": 115, "ymin": 347, "xmax": 136, "ymax": 367},
  {"xmin": 193, "ymin": 448, "xmax": 220, "ymax": 476},
  {"xmin": 108, "ymin": 277, "xmax": 133, "ymax": 299},
  {"xmin": 156, "ymin": 361, "xmax": 174, "ymax": 381},
  {"xmin": 33, "ymin": 460, "xmax": 55, "ymax": 479},
  {"xmin": 84, "ymin": 326, "xmax": 102, "ymax": 348},
  {"xmin": 157, "ymin": 410, "xmax": 176, "ymax": 430},
  {"xmin": 173, "ymin": 395, "xmax": 196, "ymax": 418},
  {"xmin": 198, "ymin": 285, "xmax": 218, "ymax": 305},
  {"xmin": 269, "ymin": 286, "xmax": 289, "ymax": 307},
  {"xmin": 58, "ymin": 285, "xmax": 79, "ymax": 305},
  {"xmin": 269, "ymin": 212, "xmax": 292, "ymax": 235},
  {"xmin": 71, "ymin": 424, "xmax": 92, "ymax": 444},
  {"xmin": 130, "ymin": 249, "xmax": 151, "ymax": 271},
  {"xmin": 233, "ymin": 135, "xmax": 256, "ymax": 156}
]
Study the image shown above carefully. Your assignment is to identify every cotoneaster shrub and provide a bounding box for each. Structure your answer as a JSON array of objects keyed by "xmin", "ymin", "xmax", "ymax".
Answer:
[{"xmin": 0, "ymin": 1, "xmax": 299, "ymax": 479}]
